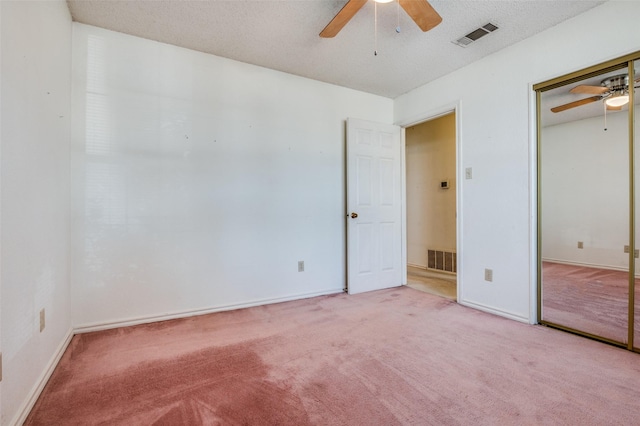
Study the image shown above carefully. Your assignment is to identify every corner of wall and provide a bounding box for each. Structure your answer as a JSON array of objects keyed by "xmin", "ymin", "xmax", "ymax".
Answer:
[
  {"xmin": 9, "ymin": 328, "xmax": 73, "ymax": 426},
  {"xmin": 0, "ymin": 0, "xmax": 4, "ymax": 423},
  {"xmin": 1, "ymin": 1, "xmax": 74, "ymax": 424}
]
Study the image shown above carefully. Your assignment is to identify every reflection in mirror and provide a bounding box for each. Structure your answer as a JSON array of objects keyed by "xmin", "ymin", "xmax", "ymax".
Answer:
[{"xmin": 540, "ymin": 66, "xmax": 630, "ymax": 344}]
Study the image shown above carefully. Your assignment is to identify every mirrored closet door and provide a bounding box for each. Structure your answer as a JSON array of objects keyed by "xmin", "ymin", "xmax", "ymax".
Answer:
[{"xmin": 538, "ymin": 54, "xmax": 639, "ymax": 349}]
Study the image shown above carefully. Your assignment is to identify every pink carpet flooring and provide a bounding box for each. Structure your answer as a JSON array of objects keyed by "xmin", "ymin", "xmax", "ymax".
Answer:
[
  {"xmin": 26, "ymin": 287, "xmax": 640, "ymax": 425},
  {"xmin": 542, "ymin": 261, "xmax": 640, "ymax": 345}
]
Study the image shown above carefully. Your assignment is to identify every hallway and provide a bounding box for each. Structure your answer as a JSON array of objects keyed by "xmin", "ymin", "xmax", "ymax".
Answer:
[{"xmin": 407, "ymin": 266, "xmax": 456, "ymax": 300}]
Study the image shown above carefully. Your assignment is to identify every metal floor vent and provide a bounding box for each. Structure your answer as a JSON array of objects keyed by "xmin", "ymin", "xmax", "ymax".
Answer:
[
  {"xmin": 427, "ymin": 249, "xmax": 457, "ymax": 273},
  {"xmin": 453, "ymin": 23, "xmax": 498, "ymax": 47}
]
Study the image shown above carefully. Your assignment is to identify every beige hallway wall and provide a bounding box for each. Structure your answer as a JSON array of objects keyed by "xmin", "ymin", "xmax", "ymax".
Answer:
[{"xmin": 406, "ymin": 113, "xmax": 456, "ymax": 268}]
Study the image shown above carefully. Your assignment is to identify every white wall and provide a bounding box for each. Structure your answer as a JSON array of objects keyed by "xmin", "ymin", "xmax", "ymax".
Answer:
[
  {"xmin": 394, "ymin": 0, "xmax": 640, "ymax": 322},
  {"xmin": 0, "ymin": 2, "xmax": 3, "ymax": 419},
  {"xmin": 0, "ymin": 1, "xmax": 72, "ymax": 425},
  {"xmin": 70, "ymin": 24, "xmax": 394, "ymax": 328},
  {"xmin": 541, "ymin": 111, "xmax": 636, "ymax": 270},
  {"xmin": 406, "ymin": 114, "xmax": 456, "ymax": 268}
]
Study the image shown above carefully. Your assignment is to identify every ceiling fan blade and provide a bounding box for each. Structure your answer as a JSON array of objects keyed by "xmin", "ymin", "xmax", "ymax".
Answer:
[
  {"xmin": 569, "ymin": 85, "xmax": 608, "ymax": 95},
  {"xmin": 550, "ymin": 96, "xmax": 600, "ymax": 113},
  {"xmin": 398, "ymin": 0, "xmax": 442, "ymax": 32},
  {"xmin": 320, "ymin": 0, "xmax": 368, "ymax": 38}
]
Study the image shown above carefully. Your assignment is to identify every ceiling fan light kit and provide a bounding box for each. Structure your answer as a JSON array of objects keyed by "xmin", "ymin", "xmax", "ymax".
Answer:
[{"xmin": 605, "ymin": 95, "xmax": 630, "ymax": 108}]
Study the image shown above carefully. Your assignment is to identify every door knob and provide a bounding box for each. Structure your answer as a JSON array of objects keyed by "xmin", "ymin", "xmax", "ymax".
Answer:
[{"xmin": 351, "ymin": 212, "xmax": 358, "ymax": 219}]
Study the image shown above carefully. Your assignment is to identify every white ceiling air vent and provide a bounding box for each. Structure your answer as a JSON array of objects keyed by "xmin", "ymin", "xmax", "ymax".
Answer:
[{"xmin": 453, "ymin": 23, "xmax": 499, "ymax": 47}]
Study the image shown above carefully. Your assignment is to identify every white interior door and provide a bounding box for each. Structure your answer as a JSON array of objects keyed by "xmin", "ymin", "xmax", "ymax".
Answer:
[{"xmin": 347, "ymin": 118, "xmax": 403, "ymax": 294}]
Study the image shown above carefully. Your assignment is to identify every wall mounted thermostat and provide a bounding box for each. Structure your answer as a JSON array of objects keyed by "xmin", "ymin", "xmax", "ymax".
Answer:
[{"xmin": 440, "ymin": 180, "xmax": 450, "ymax": 189}]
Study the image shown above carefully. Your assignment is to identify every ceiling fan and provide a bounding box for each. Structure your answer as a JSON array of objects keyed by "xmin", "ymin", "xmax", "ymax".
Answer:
[
  {"xmin": 551, "ymin": 74, "xmax": 640, "ymax": 113},
  {"xmin": 319, "ymin": 0, "xmax": 442, "ymax": 38}
]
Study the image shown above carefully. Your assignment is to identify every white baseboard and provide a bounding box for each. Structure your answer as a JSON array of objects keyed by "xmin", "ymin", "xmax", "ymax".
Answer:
[
  {"xmin": 542, "ymin": 258, "xmax": 640, "ymax": 278},
  {"xmin": 459, "ymin": 299, "xmax": 529, "ymax": 324},
  {"xmin": 408, "ymin": 266, "xmax": 457, "ymax": 282},
  {"xmin": 74, "ymin": 288, "xmax": 345, "ymax": 334},
  {"xmin": 407, "ymin": 263, "xmax": 456, "ymax": 277},
  {"xmin": 542, "ymin": 257, "xmax": 626, "ymax": 271},
  {"xmin": 11, "ymin": 328, "xmax": 74, "ymax": 426}
]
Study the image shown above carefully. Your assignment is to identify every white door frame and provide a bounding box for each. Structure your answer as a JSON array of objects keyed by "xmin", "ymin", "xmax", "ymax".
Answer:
[{"xmin": 396, "ymin": 102, "xmax": 462, "ymax": 301}]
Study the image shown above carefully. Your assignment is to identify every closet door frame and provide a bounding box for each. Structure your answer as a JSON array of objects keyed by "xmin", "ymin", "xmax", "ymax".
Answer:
[{"xmin": 535, "ymin": 52, "xmax": 639, "ymax": 351}]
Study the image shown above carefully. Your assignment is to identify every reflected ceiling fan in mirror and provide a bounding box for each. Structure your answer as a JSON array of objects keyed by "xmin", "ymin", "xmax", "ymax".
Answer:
[
  {"xmin": 319, "ymin": 0, "xmax": 442, "ymax": 38},
  {"xmin": 551, "ymin": 74, "xmax": 640, "ymax": 113}
]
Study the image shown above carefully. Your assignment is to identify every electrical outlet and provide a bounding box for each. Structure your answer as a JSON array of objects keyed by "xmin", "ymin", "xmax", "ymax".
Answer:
[
  {"xmin": 484, "ymin": 268, "xmax": 493, "ymax": 282},
  {"xmin": 624, "ymin": 245, "xmax": 630, "ymax": 253},
  {"xmin": 577, "ymin": 241, "xmax": 584, "ymax": 249},
  {"xmin": 635, "ymin": 249, "xmax": 639, "ymax": 259},
  {"xmin": 298, "ymin": 261, "xmax": 304, "ymax": 272},
  {"xmin": 40, "ymin": 308, "xmax": 45, "ymax": 332},
  {"xmin": 465, "ymin": 167, "xmax": 473, "ymax": 180}
]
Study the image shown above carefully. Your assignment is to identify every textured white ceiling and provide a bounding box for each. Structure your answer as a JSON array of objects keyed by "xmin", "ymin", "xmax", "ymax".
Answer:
[{"xmin": 66, "ymin": 0, "xmax": 605, "ymax": 99}]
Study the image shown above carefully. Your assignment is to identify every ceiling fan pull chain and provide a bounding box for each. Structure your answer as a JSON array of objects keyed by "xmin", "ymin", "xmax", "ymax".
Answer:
[
  {"xmin": 374, "ymin": 1, "xmax": 378, "ymax": 56},
  {"xmin": 604, "ymin": 102, "xmax": 608, "ymax": 131},
  {"xmin": 396, "ymin": 0, "xmax": 401, "ymax": 33},
  {"xmin": 319, "ymin": 0, "xmax": 441, "ymax": 38}
]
